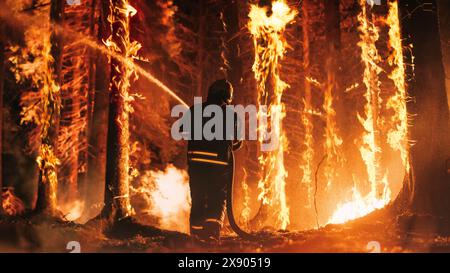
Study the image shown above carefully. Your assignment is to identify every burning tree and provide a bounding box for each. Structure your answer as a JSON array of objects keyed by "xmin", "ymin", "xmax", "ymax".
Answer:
[
  {"xmin": 0, "ymin": 0, "xmax": 450, "ymax": 253},
  {"xmin": 100, "ymin": 0, "xmax": 140, "ymax": 224},
  {"xmin": 7, "ymin": 0, "xmax": 66, "ymax": 217},
  {"xmin": 248, "ymin": 0, "xmax": 296, "ymax": 230}
]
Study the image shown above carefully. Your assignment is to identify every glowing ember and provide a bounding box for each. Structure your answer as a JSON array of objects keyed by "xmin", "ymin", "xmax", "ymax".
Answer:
[
  {"xmin": 248, "ymin": 0, "xmax": 296, "ymax": 229},
  {"xmin": 2, "ymin": 188, "xmax": 25, "ymax": 216},
  {"xmin": 132, "ymin": 165, "xmax": 191, "ymax": 234}
]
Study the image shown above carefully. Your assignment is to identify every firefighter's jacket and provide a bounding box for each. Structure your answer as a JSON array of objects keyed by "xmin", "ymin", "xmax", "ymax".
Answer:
[{"xmin": 185, "ymin": 102, "xmax": 242, "ymax": 166}]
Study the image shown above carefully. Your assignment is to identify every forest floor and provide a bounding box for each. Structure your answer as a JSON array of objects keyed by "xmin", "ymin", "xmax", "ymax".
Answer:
[{"xmin": 1, "ymin": 210, "xmax": 450, "ymax": 253}]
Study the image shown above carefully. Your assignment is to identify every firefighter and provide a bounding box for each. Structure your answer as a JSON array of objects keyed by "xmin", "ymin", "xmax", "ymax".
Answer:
[{"xmin": 186, "ymin": 79, "xmax": 243, "ymax": 241}]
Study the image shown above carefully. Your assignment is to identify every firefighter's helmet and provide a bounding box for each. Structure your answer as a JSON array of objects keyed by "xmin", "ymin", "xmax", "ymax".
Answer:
[{"xmin": 207, "ymin": 79, "xmax": 233, "ymax": 105}]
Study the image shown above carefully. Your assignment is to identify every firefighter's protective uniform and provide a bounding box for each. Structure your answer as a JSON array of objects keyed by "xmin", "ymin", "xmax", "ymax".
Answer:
[{"xmin": 186, "ymin": 80, "xmax": 242, "ymax": 240}]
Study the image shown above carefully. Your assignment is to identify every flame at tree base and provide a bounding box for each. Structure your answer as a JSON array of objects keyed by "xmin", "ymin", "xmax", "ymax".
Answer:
[{"xmin": 328, "ymin": 177, "xmax": 391, "ymax": 225}]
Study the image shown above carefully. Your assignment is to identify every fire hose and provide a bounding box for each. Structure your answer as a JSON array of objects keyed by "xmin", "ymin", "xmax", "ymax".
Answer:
[{"xmin": 226, "ymin": 152, "xmax": 258, "ymax": 240}]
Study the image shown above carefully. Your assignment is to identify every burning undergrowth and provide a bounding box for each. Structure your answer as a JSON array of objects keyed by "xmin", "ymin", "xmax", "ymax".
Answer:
[
  {"xmin": 130, "ymin": 164, "xmax": 191, "ymax": 234},
  {"xmin": 2, "ymin": 188, "xmax": 25, "ymax": 216}
]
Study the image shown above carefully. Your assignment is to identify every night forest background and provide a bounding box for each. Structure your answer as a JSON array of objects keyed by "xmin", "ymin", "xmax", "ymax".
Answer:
[{"xmin": 0, "ymin": 0, "xmax": 449, "ymax": 252}]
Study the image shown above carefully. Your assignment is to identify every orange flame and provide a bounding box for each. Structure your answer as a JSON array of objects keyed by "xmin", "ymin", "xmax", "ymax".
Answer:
[
  {"xmin": 385, "ymin": 0, "xmax": 410, "ymax": 172},
  {"xmin": 248, "ymin": 0, "xmax": 296, "ymax": 229},
  {"xmin": 103, "ymin": 0, "xmax": 143, "ymax": 217},
  {"xmin": 9, "ymin": 5, "xmax": 61, "ymax": 213},
  {"xmin": 328, "ymin": 176, "xmax": 390, "ymax": 224},
  {"xmin": 329, "ymin": 0, "xmax": 391, "ymax": 224},
  {"xmin": 239, "ymin": 168, "xmax": 251, "ymax": 229},
  {"xmin": 300, "ymin": 2, "xmax": 314, "ymax": 208},
  {"xmin": 2, "ymin": 188, "xmax": 25, "ymax": 216}
]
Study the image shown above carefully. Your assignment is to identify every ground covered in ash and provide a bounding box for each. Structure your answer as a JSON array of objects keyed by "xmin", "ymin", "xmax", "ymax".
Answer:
[{"xmin": 1, "ymin": 211, "xmax": 450, "ymax": 253}]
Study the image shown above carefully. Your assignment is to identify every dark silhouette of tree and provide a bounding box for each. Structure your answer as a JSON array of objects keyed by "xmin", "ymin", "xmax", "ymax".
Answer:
[
  {"xmin": 394, "ymin": 0, "xmax": 450, "ymax": 224},
  {"xmin": 85, "ymin": 0, "xmax": 110, "ymax": 219}
]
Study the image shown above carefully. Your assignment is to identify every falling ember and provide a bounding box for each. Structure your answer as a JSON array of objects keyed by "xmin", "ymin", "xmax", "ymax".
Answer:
[
  {"xmin": 329, "ymin": 0, "xmax": 390, "ymax": 224},
  {"xmin": 300, "ymin": 1, "xmax": 314, "ymax": 207},
  {"xmin": 2, "ymin": 188, "xmax": 25, "ymax": 216},
  {"xmin": 385, "ymin": 0, "xmax": 410, "ymax": 172},
  {"xmin": 248, "ymin": 0, "xmax": 296, "ymax": 229},
  {"xmin": 131, "ymin": 165, "xmax": 191, "ymax": 234}
]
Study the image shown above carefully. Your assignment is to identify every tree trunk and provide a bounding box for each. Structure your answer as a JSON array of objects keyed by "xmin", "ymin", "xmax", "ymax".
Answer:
[
  {"xmin": 101, "ymin": 0, "xmax": 133, "ymax": 223},
  {"xmin": 323, "ymin": 0, "xmax": 343, "ymax": 195},
  {"xmin": 300, "ymin": 0, "xmax": 314, "ymax": 209},
  {"xmin": 395, "ymin": 0, "xmax": 450, "ymax": 218},
  {"xmin": 86, "ymin": 0, "xmax": 110, "ymax": 218},
  {"xmin": 34, "ymin": 0, "xmax": 65, "ymax": 216},
  {"xmin": 78, "ymin": 0, "xmax": 98, "ymax": 206},
  {"xmin": 324, "ymin": 0, "xmax": 341, "ymax": 83}
]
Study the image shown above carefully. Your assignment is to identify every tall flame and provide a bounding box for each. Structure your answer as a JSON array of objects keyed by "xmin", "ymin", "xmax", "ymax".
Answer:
[
  {"xmin": 248, "ymin": 0, "xmax": 296, "ymax": 229},
  {"xmin": 385, "ymin": 0, "xmax": 409, "ymax": 172},
  {"xmin": 329, "ymin": 0, "xmax": 391, "ymax": 224}
]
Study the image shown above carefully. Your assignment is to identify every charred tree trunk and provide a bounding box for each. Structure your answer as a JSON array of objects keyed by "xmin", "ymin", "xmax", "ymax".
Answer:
[
  {"xmin": 86, "ymin": 0, "xmax": 110, "ymax": 218},
  {"xmin": 395, "ymin": 0, "xmax": 450, "ymax": 222},
  {"xmin": 101, "ymin": 0, "xmax": 133, "ymax": 223},
  {"xmin": 34, "ymin": 0, "xmax": 65, "ymax": 216}
]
